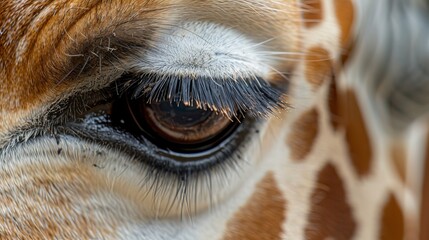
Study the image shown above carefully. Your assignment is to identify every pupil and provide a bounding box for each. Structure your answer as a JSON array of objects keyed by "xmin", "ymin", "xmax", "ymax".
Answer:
[{"xmin": 153, "ymin": 102, "xmax": 212, "ymax": 128}]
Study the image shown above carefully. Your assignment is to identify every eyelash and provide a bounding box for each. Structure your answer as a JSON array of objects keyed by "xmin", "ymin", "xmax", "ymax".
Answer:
[
  {"xmin": 120, "ymin": 72, "xmax": 287, "ymax": 118},
  {"xmin": 100, "ymin": 126, "xmax": 255, "ymax": 217}
]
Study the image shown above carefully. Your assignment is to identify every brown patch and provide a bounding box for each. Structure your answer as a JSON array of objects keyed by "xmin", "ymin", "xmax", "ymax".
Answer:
[
  {"xmin": 305, "ymin": 47, "xmax": 332, "ymax": 87},
  {"xmin": 328, "ymin": 75, "xmax": 340, "ymax": 130},
  {"xmin": 287, "ymin": 108, "xmax": 319, "ymax": 161},
  {"xmin": 380, "ymin": 194, "xmax": 404, "ymax": 240},
  {"xmin": 335, "ymin": 0, "xmax": 355, "ymax": 47},
  {"xmin": 419, "ymin": 129, "xmax": 429, "ymax": 240},
  {"xmin": 301, "ymin": 0, "xmax": 323, "ymax": 28},
  {"xmin": 305, "ymin": 163, "xmax": 356, "ymax": 239},
  {"xmin": 390, "ymin": 142, "xmax": 407, "ymax": 183},
  {"xmin": 340, "ymin": 90, "xmax": 373, "ymax": 177},
  {"xmin": 224, "ymin": 172, "xmax": 286, "ymax": 240}
]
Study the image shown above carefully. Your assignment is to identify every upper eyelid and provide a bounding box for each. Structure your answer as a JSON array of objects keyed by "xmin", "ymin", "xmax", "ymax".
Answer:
[
  {"xmin": 58, "ymin": 37, "xmax": 288, "ymax": 119},
  {"xmin": 56, "ymin": 22, "xmax": 289, "ymax": 118}
]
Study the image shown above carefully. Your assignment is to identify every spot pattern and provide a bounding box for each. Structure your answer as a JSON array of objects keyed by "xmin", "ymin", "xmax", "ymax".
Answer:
[
  {"xmin": 287, "ymin": 108, "xmax": 319, "ymax": 161},
  {"xmin": 305, "ymin": 47, "xmax": 332, "ymax": 87},
  {"xmin": 328, "ymin": 75, "xmax": 340, "ymax": 130},
  {"xmin": 335, "ymin": 0, "xmax": 355, "ymax": 46},
  {"xmin": 327, "ymin": 66, "xmax": 373, "ymax": 177},
  {"xmin": 301, "ymin": 0, "xmax": 323, "ymax": 28},
  {"xmin": 223, "ymin": 172, "xmax": 286, "ymax": 240},
  {"xmin": 340, "ymin": 90, "xmax": 373, "ymax": 177},
  {"xmin": 380, "ymin": 194, "xmax": 404, "ymax": 240},
  {"xmin": 305, "ymin": 163, "xmax": 356, "ymax": 240}
]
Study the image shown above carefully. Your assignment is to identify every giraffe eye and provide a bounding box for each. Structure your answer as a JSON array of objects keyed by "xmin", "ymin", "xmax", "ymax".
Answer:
[
  {"xmin": 124, "ymin": 98, "xmax": 238, "ymax": 153},
  {"xmin": 70, "ymin": 78, "xmax": 254, "ymax": 168},
  {"xmin": 44, "ymin": 76, "xmax": 262, "ymax": 216}
]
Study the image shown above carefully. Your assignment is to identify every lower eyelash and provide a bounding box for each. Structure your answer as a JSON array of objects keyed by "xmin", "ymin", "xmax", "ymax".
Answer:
[
  {"xmin": 63, "ymin": 120, "xmax": 256, "ymax": 218},
  {"xmin": 136, "ymin": 146, "xmax": 248, "ymax": 218}
]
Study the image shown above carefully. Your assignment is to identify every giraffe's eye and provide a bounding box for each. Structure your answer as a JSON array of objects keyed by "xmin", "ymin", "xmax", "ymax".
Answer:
[
  {"xmin": 42, "ymin": 76, "xmax": 264, "ymax": 216},
  {"xmin": 124, "ymin": 99, "xmax": 238, "ymax": 153}
]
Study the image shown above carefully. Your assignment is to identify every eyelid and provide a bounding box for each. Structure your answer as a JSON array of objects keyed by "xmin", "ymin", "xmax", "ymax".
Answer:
[{"xmin": 121, "ymin": 73, "xmax": 288, "ymax": 118}]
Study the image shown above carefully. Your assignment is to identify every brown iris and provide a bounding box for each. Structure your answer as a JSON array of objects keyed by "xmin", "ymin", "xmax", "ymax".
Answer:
[{"xmin": 126, "ymin": 99, "xmax": 236, "ymax": 152}]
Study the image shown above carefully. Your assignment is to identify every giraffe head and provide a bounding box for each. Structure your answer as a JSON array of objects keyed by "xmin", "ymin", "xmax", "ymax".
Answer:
[{"xmin": 0, "ymin": 0, "xmax": 427, "ymax": 239}]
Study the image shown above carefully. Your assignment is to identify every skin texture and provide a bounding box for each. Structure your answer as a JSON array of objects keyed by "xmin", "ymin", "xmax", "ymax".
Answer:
[{"xmin": 0, "ymin": 0, "xmax": 427, "ymax": 239}]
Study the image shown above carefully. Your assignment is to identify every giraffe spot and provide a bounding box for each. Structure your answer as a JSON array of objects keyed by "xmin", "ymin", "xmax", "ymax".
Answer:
[
  {"xmin": 419, "ymin": 128, "xmax": 429, "ymax": 240},
  {"xmin": 335, "ymin": 0, "xmax": 355, "ymax": 47},
  {"xmin": 328, "ymin": 75, "xmax": 340, "ymax": 130},
  {"xmin": 287, "ymin": 108, "xmax": 319, "ymax": 161},
  {"xmin": 390, "ymin": 143, "xmax": 407, "ymax": 184},
  {"xmin": 340, "ymin": 90, "xmax": 373, "ymax": 177},
  {"xmin": 305, "ymin": 163, "xmax": 356, "ymax": 240},
  {"xmin": 301, "ymin": 0, "xmax": 323, "ymax": 28},
  {"xmin": 223, "ymin": 172, "xmax": 286, "ymax": 240},
  {"xmin": 380, "ymin": 194, "xmax": 404, "ymax": 240},
  {"xmin": 305, "ymin": 47, "xmax": 332, "ymax": 87}
]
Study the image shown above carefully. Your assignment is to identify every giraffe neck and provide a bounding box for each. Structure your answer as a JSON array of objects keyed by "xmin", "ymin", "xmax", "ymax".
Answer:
[{"xmin": 270, "ymin": 0, "xmax": 425, "ymax": 239}]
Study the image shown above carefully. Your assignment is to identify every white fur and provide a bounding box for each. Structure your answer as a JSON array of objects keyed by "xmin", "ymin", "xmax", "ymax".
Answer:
[{"xmin": 130, "ymin": 21, "xmax": 272, "ymax": 79}]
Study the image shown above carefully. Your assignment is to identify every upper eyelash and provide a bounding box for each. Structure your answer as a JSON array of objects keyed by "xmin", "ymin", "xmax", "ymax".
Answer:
[{"xmin": 118, "ymin": 72, "xmax": 288, "ymax": 119}]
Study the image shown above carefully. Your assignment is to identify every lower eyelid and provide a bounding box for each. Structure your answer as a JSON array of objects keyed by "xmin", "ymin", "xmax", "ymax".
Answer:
[{"xmin": 60, "ymin": 113, "xmax": 260, "ymax": 216}]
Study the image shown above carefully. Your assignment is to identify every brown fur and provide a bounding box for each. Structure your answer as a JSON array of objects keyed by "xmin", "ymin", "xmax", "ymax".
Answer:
[
  {"xmin": 287, "ymin": 108, "xmax": 320, "ymax": 161},
  {"xmin": 305, "ymin": 47, "xmax": 332, "ymax": 87},
  {"xmin": 335, "ymin": 0, "xmax": 355, "ymax": 47},
  {"xmin": 328, "ymin": 75, "xmax": 341, "ymax": 130},
  {"xmin": 380, "ymin": 194, "xmax": 404, "ymax": 240},
  {"xmin": 340, "ymin": 90, "xmax": 373, "ymax": 177},
  {"xmin": 305, "ymin": 163, "xmax": 357, "ymax": 239},
  {"xmin": 223, "ymin": 172, "xmax": 286, "ymax": 240}
]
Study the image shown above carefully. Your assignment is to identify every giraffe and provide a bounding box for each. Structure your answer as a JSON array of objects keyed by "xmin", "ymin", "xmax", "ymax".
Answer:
[{"xmin": 0, "ymin": 0, "xmax": 427, "ymax": 239}]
